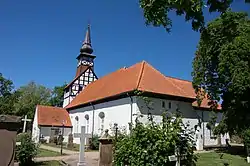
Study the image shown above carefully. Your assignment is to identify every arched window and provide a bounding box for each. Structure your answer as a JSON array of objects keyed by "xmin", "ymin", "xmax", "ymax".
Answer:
[
  {"xmin": 99, "ymin": 112, "xmax": 105, "ymax": 134},
  {"xmin": 75, "ymin": 116, "xmax": 79, "ymax": 133},
  {"xmin": 85, "ymin": 114, "xmax": 89, "ymax": 133}
]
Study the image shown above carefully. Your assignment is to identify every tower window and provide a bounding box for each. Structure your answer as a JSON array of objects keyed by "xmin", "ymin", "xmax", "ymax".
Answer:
[
  {"xmin": 168, "ymin": 102, "xmax": 172, "ymax": 109},
  {"xmin": 162, "ymin": 101, "xmax": 165, "ymax": 108}
]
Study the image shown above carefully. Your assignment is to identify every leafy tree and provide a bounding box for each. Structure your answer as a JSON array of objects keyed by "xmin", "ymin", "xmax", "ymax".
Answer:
[
  {"xmin": 14, "ymin": 81, "xmax": 51, "ymax": 118},
  {"xmin": 139, "ymin": 0, "xmax": 249, "ymax": 32},
  {"xmin": 0, "ymin": 73, "xmax": 13, "ymax": 97},
  {"xmin": 0, "ymin": 73, "xmax": 16, "ymax": 115},
  {"xmin": 192, "ymin": 11, "xmax": 250, "ymax": 135},
  {"xmin": 49, "ymin": 83, "xmax": 67, "ymax": 107}
]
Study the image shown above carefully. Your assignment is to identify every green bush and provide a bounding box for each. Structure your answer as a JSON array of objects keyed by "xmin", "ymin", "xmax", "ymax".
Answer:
[
  {"xmin": 242, "ymin": 129, "xmax": 250, "ymax": 156},
  {"xmin": 89, "ymin": 134, "xmax": 100, "ymax": 150},
  {"xmin": 16, "ymin": 133, "xmax": 38, "ymax": 165},
  {"xmin": 113, "ymin": 112, "xmax": 197, "ymax": 166}
]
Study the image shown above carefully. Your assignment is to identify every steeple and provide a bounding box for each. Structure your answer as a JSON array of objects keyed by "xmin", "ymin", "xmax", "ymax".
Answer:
[
  {"xmin": 63, "ymin": 23, "xmax": 98, "ymax": 108},
  {"xmin": 80, "ymin": 24, "xmax": 93, "ymax": 54}
]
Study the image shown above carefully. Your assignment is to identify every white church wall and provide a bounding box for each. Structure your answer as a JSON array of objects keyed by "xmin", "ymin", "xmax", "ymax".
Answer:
[
  {"xmin": 136, "ymin": 97, "xmax": 229, "ymax": 148},
  {"xmin": 69, "ymin": 95, "xmax": 228, "ymax": 148},
  {"xmin": 136, "ymin": 97, "xmax": 200, "ymax": 132},
  {"xmin": 201, "ymin": 111, "xmax": 229, "ymax": 146},
  {"xmin": 69, "ymin": 96, "xmax": 138, "ymax": 144},
  {"xmin": 32, "ymin": 107, "xmax": 40, "ymax": 143}
]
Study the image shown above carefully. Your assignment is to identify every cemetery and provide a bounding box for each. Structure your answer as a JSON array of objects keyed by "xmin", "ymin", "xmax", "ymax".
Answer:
[{"xmin": 1, "ymin": 1, "xmax": 250, "ymax": 166}]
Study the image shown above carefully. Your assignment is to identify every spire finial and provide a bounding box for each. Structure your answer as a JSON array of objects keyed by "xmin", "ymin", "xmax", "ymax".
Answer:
[{"xmin": 80, "ymin": 24, "xmax": 93, "ymax": 54}]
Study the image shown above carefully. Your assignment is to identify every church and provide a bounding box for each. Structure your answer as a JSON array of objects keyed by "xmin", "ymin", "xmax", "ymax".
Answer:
[{"xmin": 32, "ymin": 25, "xmax": 229, "ymax": 150}]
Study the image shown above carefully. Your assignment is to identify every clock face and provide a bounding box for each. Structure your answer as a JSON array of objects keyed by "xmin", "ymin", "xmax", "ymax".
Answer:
[
  {"xmin": 82, "ymin": 61, "xmax": 87, "ymax": 65},
  {"xmin": 89, "ymin": 62, "xmax": 93, "ymax": 66}
]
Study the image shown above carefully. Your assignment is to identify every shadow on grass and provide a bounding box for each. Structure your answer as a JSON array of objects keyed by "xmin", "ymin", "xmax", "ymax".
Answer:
[
  {"xmin": 211, "ymin": 145, "xmax": 246, "ymax": 158},
  {"xmin": 32, "ymin": 160, "xmax": 61, "ymax": 166}
]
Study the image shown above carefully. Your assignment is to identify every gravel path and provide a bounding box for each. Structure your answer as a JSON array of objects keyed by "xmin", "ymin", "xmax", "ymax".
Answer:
[{"xmin": 38, "ymin": 144, "xmax": 99, "ymax": 165}]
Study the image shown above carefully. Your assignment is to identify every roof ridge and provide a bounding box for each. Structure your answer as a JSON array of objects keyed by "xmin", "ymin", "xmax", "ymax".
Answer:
[
  {"xmin": 136, "ymin": 61, "xmax": 146, "ymax": 89},
  {"xmin": 37, "ymin": 105, "xmax": 66, "ymax": 110},
  {"xmin": 165, "ymin": 75, "xmax": 192, "ymax": 83},
  {"xmin": 140, "ymin": 63, "xmax": 191, "ymax": 96},
  {"xmin": 165, "ymin": 77, "xmax": 190, "ymax": 96}
]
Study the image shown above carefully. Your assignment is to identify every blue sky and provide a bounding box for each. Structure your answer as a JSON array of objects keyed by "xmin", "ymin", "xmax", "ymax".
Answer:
[{"xmin": 0, "ymin": 1, "xmax": 249, "ymax": 89}]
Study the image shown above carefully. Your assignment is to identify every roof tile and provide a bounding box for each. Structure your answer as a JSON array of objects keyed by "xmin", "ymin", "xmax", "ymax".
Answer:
[
  {"xmin": 37, "ymin": 105, "xmax": 72, "ymax": 127},
  {"xmin": 66, "ymin": 61, "xmax": 220, "ymax": 110}
]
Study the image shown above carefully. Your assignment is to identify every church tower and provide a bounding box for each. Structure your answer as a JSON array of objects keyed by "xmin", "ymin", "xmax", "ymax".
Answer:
[{"xmin": 63, "ymin": 25, "xmax": 98, "ymax": 108}]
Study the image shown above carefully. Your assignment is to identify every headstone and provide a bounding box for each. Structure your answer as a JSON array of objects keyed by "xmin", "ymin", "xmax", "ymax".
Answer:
[
  {"xmin": 195, "ymin": 128, "xmax": 203, "ymax": 151},
  {"xmin": 168, "ymin": 146, "xmax": 187, "ymax": 166},
  {"xmin": 21, "ymin": 115, "xmax": 31, "ymax": 133},
  {"xmin": 74, "ymin": 126, "xmax": 86, "ymax": 166},
  {"xmin": 67, "ymin": 133, "xmax": 74, "ymax": 149},
  {"xmin": 98, "ymin": 129, "xmax": 113, "ymax": 166},
  {"xmin": 0, "ymin": 115, "xmax": 21, "ymax": 166}
]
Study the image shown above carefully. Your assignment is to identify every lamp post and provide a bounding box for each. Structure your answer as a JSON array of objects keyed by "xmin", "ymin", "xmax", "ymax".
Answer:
[{"xmin": 60, "ymin": 120, "xmax": 65, "ymax": 155}]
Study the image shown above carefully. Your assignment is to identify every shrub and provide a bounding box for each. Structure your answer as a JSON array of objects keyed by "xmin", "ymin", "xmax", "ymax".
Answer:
[
  {"xmin": 242, "ymin": 129, "xmax": 250, "ymax": 156},
  {"xmin": 113, "ymin": 112, "xmax": 197, "ymax": 166},
  {"xmin": 16, "ymin": 133, "xmax": 38, "ymax": 166},
  {"xmin": 89, "ymin": 134, "xmax": 100, "ymax": 150}
]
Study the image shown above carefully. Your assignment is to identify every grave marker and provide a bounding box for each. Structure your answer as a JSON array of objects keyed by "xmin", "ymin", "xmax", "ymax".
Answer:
[
  {"xmin": 74, "ymin": 126, "xmax": 86, "ymax": 166},
  {"xmin": 21, "ymin": 115, "xmax": 31, "ymax": 133}
]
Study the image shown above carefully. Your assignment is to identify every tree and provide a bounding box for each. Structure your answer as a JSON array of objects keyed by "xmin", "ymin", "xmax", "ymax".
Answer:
[
  {"xmin": 0, "ymin": 73, "xmax": 13, "ymax": 97},
  {"xmin": 49, "ymin": 83, "xmax": 67, "ymax": 107},
  {"xmin": 192, "ymin": 11, "xmax": 250, "ymax": 135},
  {"xmin": 0, "ymin": 73, "xmax": 16, "ymax": 115},
  {"xmin": 14, "ymin": 81, "xmax": 51, "ymax": 118},
  {"xmin": 139, "ymin": 0, "xmax": 249, "ymax": 32}
]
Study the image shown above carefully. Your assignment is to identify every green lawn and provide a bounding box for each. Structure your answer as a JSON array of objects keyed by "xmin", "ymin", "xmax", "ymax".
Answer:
[
  {"xmin": 37, "ymin": 149, "xmax": 62, "ymax": 157},
  {"xmin": 44, "ymin": 143, "xmax": 80, "ymax": 151},
  {"xmin": 196, "ymin": 152, "xmax": 249, "ymax": 166}
]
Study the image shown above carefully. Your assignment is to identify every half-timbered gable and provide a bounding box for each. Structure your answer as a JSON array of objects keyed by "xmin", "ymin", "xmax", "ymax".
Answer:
[{"xmin": 63, "ymin": 67, "xmax": 98, "ymax": 107}]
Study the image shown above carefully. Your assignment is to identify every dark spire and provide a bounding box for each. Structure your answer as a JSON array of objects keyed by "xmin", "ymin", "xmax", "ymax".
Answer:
[{"xmin": 80, "ymin": 24, "xmax": 93, "ymax": 54}]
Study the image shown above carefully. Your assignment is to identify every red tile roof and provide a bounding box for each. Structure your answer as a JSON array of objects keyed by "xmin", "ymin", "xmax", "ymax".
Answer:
[
  {"xmin": 66, "ymin": 61, "xmax": 220, "ymax": 110},
  {"xmin": 37, "ymin": 105, "xmax": 72, "ymax": 127}
]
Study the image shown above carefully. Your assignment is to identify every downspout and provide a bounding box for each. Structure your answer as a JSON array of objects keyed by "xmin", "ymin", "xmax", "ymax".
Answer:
[
  {"xmin": 90, "ymin": 102, "xmax": 95, "ymax": 139},
  {"xmin": 127, "ymin": 93, "xmax": 133, "ymax": 130},
  {"xmin": 202, "ymin": 111, "xmax": 205, "ymax": 148}
]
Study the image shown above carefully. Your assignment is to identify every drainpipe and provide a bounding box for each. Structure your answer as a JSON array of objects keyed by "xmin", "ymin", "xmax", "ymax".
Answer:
[
  {"xmin": 90, "ymin": 102, "xmax": 95, "ymax": 139},
  {"xmin": 202, "ymin": 111, "xmax": 205, "ymax": 148},
  {"xmin": 127, "ymin": 93, "xmax": 133, "ymax": 130}
]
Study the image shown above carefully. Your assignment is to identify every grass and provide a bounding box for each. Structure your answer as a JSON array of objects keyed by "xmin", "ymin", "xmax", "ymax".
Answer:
[
  {"xmin": 196, "ymin": 152, "xmax": 249, "ymax": 166},
  {"xmin": 37, "ymin": 148, "xmax": 62, "ymax": 157},
  {"xmin": 43, "ymin": 143, "xmax": 98, "ymax": 152},
  {"xmin": 43, "ymin": 142, "xmax": 80, "ymax": 151},
  {"xmin": 34, "ymin": 161, "xmax": 61, "ymax": 166}
]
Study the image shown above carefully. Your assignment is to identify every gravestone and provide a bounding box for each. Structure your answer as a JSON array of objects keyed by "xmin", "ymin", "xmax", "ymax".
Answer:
[
  {"xmin": 98, "ymin": 129, "xmax": 113, "ymax": 166},
  {"xmin": 74, "ymin": 126, "xmax": 86, "ymax": 166},
  {"xmin": 0, "ymin": 115, "xmax": 21, "ymax": 166},
  {"xmin": 67, "ymin": 133, "xmax": 74, "ymax": 149}
]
